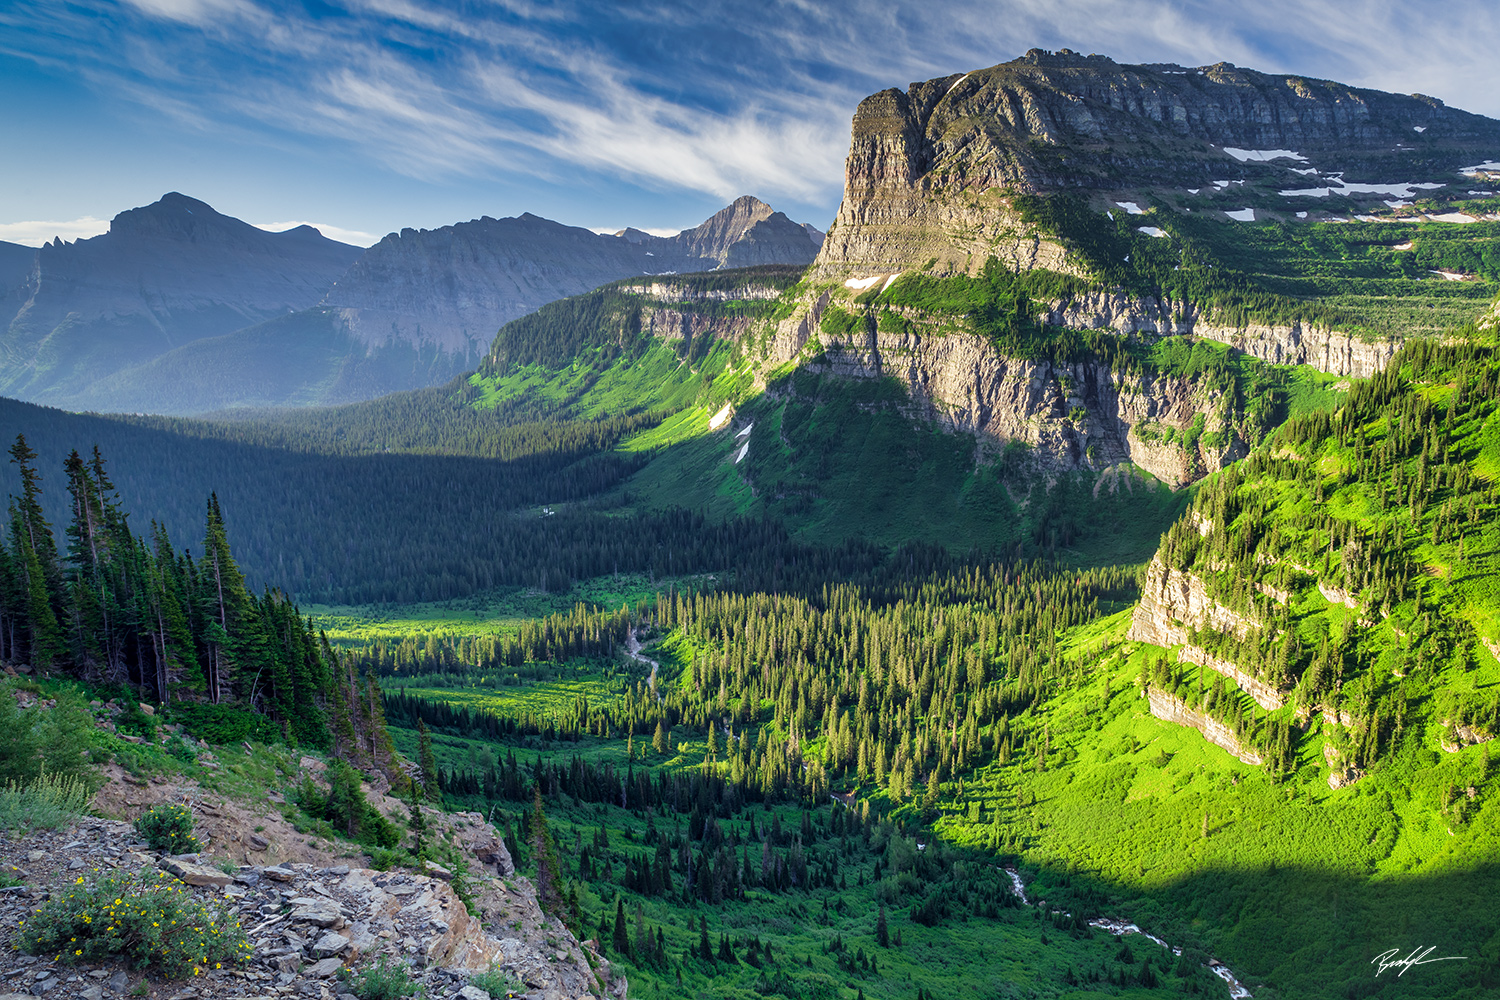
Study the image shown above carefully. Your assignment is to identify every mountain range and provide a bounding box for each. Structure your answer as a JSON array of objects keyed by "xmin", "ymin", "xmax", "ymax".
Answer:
[
  {"xmin": 0, "ymin": 193, "xmax": 822, "ymax": 415},
  {"xmin": 1, "ymin": 48, "xmax": 1500, "ymax": 1000}
]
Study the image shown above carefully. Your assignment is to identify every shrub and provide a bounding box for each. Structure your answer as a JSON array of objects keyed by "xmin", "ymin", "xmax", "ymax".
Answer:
[
  {"xmin": 296, "ymin": 762, "xmax": 401, "ymax": 851},
  {"xmin": 0, "ymin": 772, "xmax": 93, "ymax": 835},
  {"xmin": 366, "ymin": 847, "xmax": 412, "ymax": 872},
  {"xmin": 135, "ymin": 804, "xmax": 199, "ymax": 854},
  {"xmin": 15, "ymin": 869, "xmax": 250, "ymax": 978},
  {"xmin": 165, "ymin": 702, "xmax": 279, "ymax": 745},
  {"xmin": 342, "ymin": 954, "xmax": 424, "ymax": 999},
  {"xmin": 0, "ymin": 680, "xmax": 101, "ymax": 788},
  {"xmin": 469, "ymin": 966, "xmax": 526, "ymax": 997}
]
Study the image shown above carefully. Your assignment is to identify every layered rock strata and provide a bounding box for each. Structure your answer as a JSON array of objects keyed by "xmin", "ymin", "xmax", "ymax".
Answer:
[
  {"xmin": 817, "ymin": 48, "xmax": 1500, "ymax": 280},
  {"xmin": 1147, "ymin": 687, "xmax": 1263, "ymax": 765},
  {"xmin": 1128, "ymin": 556, "xmax": 1262, "ymax": 644},
  {"xmin": 770, "ymin": 302, "xmax": 1247, "ymax": 483}
]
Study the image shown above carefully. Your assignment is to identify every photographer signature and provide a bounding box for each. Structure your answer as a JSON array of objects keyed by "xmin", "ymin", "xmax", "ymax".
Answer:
[{"xmin": 1371, "ymin": 946, "xmax": 1467, "ymax": 977}]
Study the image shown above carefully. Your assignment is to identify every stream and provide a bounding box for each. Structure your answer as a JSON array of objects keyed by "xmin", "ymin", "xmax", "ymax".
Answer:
[
  {"xmin": 624, "ymin": 627, "xmax": 660, "ymax": 697},
  {"xmin": 1003, "ymin": 867, "xmax": 1251, "ymax": 998}
]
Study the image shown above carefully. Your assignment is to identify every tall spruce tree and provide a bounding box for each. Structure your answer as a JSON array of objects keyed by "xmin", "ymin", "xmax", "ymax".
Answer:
[{"xmin": 200, "ymin": 493, "xmax": 252, "ymax": 703}]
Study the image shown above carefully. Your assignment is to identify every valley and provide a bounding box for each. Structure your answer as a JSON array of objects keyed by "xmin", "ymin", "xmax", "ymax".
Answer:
[{"xmin": 2, "ymin": 47, "xmax": 1500, "ymax": 1000}]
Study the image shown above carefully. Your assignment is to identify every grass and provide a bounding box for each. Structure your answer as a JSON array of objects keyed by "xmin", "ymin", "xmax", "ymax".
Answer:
[
  {"xmin": 306, "ymin": 573, "xmax": 708, "ymax": 646},
  {"xmin": 0, "ymin": 773, "xmax": 93, "ymax": 836}
]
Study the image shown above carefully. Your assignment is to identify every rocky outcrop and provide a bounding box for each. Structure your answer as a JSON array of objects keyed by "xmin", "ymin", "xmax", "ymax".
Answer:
[
  {"xmin": 0, "ymin": 819, "xmax": 611, "ymax": 1000},
  {"xmin": 1323, "ymin": 742, "xmax": 1365, "ymax": 788},
  {"xmin": 771, "ymin": 314, "xmax": 1246, "ymax": 483},
  {"xmin": 1128, "ymin": 556, "xmax": 1262, "ymax": 645},
  {"xmin": 1176, "ymin": 644, "xmax": 1285, "ymax": 712},
  {"xmin": 817, "ymin": 48, "xmax": 1500, "ymax": 281},
  {"xmin": 1440, "ymin": 721, "xmax": 1494, "ymax": 753},
  {"xmin": 1147, "ymin": 687, "xmax": 1262, "ymax": 765},
  {"xmin": 1044, "ymin": 289, "xmax": 1399, "ymax": 378}
]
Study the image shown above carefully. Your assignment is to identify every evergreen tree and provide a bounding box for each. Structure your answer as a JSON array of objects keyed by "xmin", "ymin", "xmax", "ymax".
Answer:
[
  {"xmin": 612, "ymin": 897, "xmax": 630, "ymax": 957},
  {"xmin": 200, "ymin": 493, "xmax": 252, "ymax": 703},
  {"xmin": 876, "ymin": 904, "xmax": 890, "ymax": 947},
  {"xmin": 530, "ymin": 787, "xmax": 565, "ymax": 919}
]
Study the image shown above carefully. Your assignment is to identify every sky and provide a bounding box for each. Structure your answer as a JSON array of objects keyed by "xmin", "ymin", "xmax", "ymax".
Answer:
[{"xmin": 2, "ymin": 0, "xmax": 1498, "ymax": 247}]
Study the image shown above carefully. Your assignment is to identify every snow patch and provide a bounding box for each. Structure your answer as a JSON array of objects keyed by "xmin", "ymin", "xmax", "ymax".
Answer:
[
  {"xmin": 734, "ymin": 423, "xmax": 754, "ymax": 439},
  {"xmin": 708, "ymin": 403, "xmax": 733, "ymax": 431},
  {"xmin": 1296, "ymin": 211, "xmax": 1308, "ymax": 219},
  {"xmin": 1427, "ymin": 212, "xmax": 1477, "ymax": 224},
  {"xmin": 734, "ymin": 442, "xmax": 749, "ymax": 464},
  {"xmin": 1413, "ymin": 126, "xmax": 1427, "ymax": 133},
  {"xmin": 1392, "ymin": 241, "xmax": 1414, "ymax": 251},
  {"xmin": 945, "ymin": 72, "xmax": 971, "ymax": 95},
  {"xmin": 1115, "ymin": 201, "xmax": 1147, "ymax": 215},
  {"xmin": 1223, "ymin": 147, "xmax": 1306, "ymax": 163},
  {"xmin": 844, "ymin": 275, "xmax": 882, "ymax": 291},
  {"xmin": 1279, "ymin": 176, "xmax": 1444, "ymax": 199},
  {"xmin": 1186, "ymin": 188, "xmax": 1200, "ymax": 195},
  {"xmin": 1461, "ymin": 161, "xmax": 1500, "ymax": 175},
  {"xmin": 1224, "ymin": 208, "xmax": 1256, "ymax": 222},
  {"xmin": 881, "ymin": 273, "xmax": 901, "ymax": 292},
  {"xmin": 1432, "ymin": 270, "xmax": 1467, "ymax": 281},
  {"xmin": 1138, "ymin": 226, "xmax": 1167, "ymax": 238}
]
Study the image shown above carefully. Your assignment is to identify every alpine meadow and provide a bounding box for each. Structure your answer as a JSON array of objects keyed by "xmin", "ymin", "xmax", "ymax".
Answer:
[{"xmin": 3, "ymin": 40, "xmax": 1500, "ymax": 1000}]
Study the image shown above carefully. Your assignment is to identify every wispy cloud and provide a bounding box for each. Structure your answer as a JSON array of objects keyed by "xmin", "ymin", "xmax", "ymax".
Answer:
[
  {"xmin": 3, "ymin": 0, "xmax": 1498, "ymax": 221},
  {"xmin": 0, "ymin": 217, "xmax": 111, "ymax": 247}
]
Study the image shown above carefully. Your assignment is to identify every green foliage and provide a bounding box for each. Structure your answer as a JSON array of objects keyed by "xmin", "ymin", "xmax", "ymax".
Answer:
[
  {"xmin": 0, "ymin": 681, "xmax": 101, "ymax": 789},
  {"xmin": 341, "ymin": 954, "xmax": 424, "ymax": 1000},
  {"xmin": 0, "ymin": 772, "xmax": 93, "ymax": 835},
  {"xmin": 468, "ymin": 967, "xmax": 526, "ymax": 997},
  {"xmin": 134, "ymin": 804, "xmax": 200, "ymax": 854},
  {"xmin": 292, "ymin": 763, "xmax": 401, "ymax": 851},
  {"xmin": 484, "ymin": 267, "xmax": 799, "ymax": 371},
  {"xmin": 16, "ymin": 869, "xmax": 251, "ymax": 978},
  {"xmin": 1012, "ymin": 194, "xmax": 1498, "ymax": 339},
  {"xmin": 166, "ymin": 702, "xmax": 280, "ymax": 745}
]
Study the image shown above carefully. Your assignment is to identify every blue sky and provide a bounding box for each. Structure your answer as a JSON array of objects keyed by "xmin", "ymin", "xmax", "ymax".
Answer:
[{"xmin": 3, "ymin": 0, "xmax": 1498, "ymax": 247}]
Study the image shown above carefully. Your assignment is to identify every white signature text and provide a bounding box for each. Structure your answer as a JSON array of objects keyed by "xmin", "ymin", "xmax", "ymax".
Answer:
[{"xmin": 1371, "ymin": 946, "xmax": 1467, "ymax": 977}]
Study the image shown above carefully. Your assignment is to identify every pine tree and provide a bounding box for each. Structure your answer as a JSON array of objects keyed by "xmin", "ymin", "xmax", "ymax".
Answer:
[
  {"xmin": 612, "ymin": 897, "xmax": 630, "ymax": 957},
  {"xmin": 200, "ymin": 493, "xmax": 252, "ymax": 703},
  {"xmin": 876, "ymin": 903, "xmax": 890, "ymax": 947},
  {"xmin": 530, "ymin": 788, "xmax": 565, "ymax": 918}
]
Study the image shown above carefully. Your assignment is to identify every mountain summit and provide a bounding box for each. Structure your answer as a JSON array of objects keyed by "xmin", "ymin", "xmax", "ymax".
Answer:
[
  {"xmin": 819, "ymin": 48, "xmax": 1500, "ymax": 278},
  {"xmin": 0, "ymin": 193, "xmax": 363, "ymax": 405},
  {"xmin": 0, "ymin": 193, "xmax": 823, "ymax": 414}
]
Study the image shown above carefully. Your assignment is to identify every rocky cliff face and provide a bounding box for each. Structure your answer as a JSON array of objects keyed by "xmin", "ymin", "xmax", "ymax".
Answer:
[
  {"xmin": 1128, "ymin": 555, "xmax": 1262, "ymax": 645},
  {"xmin": 818, "ymin": 48, "xmax": 1500, "ymax": 279},
  {"xmin": 807, "ymin": 49, "xmax": 1499, "ymax": 376},
  {"xmin": 0, "ymin": 240, "xmax": 34, "ymax": 296},
  {"xmin": 773, "ymin": 301, "xmax": 1246, "ymax": 483},
  {"xmin": 0, "ymin": 193, "xmax": 363, "ymax": 405},
  {"xmin": 1147, "ymin": 687, "xmax": 1263, "ymax": 765},
  {"xmin": 1044, "ymin": 289, "xmax": 1400, "ymax": 378}
]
